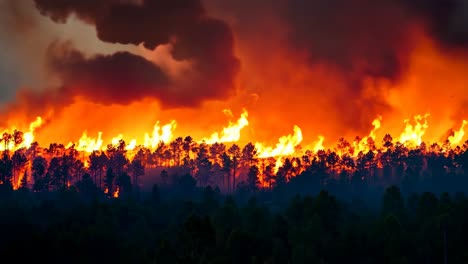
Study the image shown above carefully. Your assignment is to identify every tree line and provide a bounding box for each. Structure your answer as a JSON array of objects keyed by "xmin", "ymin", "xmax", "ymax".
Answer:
[{"xmin": 1, "ymin": 131, "xmax": 468, "ymax": 198}]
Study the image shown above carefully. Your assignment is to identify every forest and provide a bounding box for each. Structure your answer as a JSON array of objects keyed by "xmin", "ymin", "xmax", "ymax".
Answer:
[{"xmin": 0, "ymin": 131, "xmax": 468, "ymax": 263}]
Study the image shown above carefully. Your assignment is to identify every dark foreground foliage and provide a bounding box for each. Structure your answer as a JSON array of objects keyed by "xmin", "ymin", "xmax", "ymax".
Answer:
[{"xmin": 0, "ymin": 186, "xmax": 467, "ymax": 264}]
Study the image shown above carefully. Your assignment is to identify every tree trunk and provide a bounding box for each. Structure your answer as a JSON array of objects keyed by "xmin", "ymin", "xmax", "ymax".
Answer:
[{"xmin": 232, "ymin": 166, "xmax": 236, "ymax": 192}]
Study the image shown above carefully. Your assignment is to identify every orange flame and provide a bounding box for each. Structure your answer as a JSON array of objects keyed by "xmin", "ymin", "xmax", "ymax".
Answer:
[
  {"xmin": 256, "ymin": 125, "xmax": 303, "ymax": 158},
  {"xmin": 313, "ymin": 136, "xmax": 325, "ymax": 153},
  {"xmin": 203, "ymin": 109, "xmax": 249, "ymax": 144},
  {"xmin": 1, "ymin": 116, "xmax": 43, "ymax": 151},
  {"xmin": 75, "ymin": 131, "xmax": 104, "ymax": 153},
  {"xmin": 399, "ymin": 114, "xmax": 430, "ymax": 146},
  {"xmin": 448, "ymin": 120, "xmax": 467, "ymax": 146},
  {"xmin": 23, "ymin": 116, "xmax": 44, "ymax": 148},
  {"xmin": 144, "ymin": 120, "xmax": 177, "ymax": 148},
  {"xmin": 352, "ymin": 116, "xmax": 382, "ymax": 155}
]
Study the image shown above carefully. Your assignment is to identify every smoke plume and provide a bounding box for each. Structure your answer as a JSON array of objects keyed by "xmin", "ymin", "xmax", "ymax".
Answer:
[
  {"xmin": 21, "ymin": 0, "xmax": 239, "ymax": 110},
  {"xmin": 203, "ymin": 0, "xmax": 468, "ymax": 133}
]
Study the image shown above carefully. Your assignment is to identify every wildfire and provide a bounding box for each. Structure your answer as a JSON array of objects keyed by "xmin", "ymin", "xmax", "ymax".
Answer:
[
  {"xmin": 448, "ymin": 120, "xmax": 467, "ymax": 146},
  {"xmin": 256, "ymin": 125, "xmax": 303, "ymax": 158},
  {"xmin": 313, "ymin": 136, "xmax": 325, "ymax": 153},
  {"xmin": 144, "ymin": 120, "xmax": 177, "ymax": 148},
  {"xmin": 202, "ymin": 109, "xmax": 249, "ymax": 144},
  {"xmin": 23, "ymin": 116, "xmax": 44, "ymax": 148},
  {"xmin": 76, "ymin": 131, "xmax": 104, "ymax": 153},
  {"xmin": 352, "ymin": 116, "xmax": 382, "ymax": 155},
  {"xmin": 399, "ymin": 114, "xmax": 430, "ymax": 147},
  {"xmin": 113, "ymin": 187, "xmax": 120, "ymax": 198},
  {"xmin": 0, "ymin": 116, "xmax": 43, "ymax": 151}
]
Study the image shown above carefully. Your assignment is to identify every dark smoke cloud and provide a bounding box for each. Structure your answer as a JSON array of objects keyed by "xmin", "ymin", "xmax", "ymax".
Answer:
[
  {"xmin": 403, "ymin": 0, "xmax": 468, "ymax": 49},
  {"xmin": 3, "ymin": 0, "xmax": 468, "ymax": 134},
  {"xmin": 285, "ymin": 0, "xmax": 468, "ymax": 78},
  {"xmin": 285, "ymin": 0, "xmax": 412, "ymax": 81},
  {"xmin": 47, "ymin": 42, "xmax": 169, "ymax": 105},
  {"xmin": 34, "ymin": 0, "xmax": 204, "ymax": 49},
  {"xmin": 29, "ymin": 0, "xmax": 239, "ymax": 108},
  {"xmin": 205, "ymin": 0, "xmax": 468, "ymax": 131}
]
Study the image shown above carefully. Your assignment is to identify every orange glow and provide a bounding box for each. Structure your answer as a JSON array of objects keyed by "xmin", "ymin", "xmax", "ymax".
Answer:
[
  {"xmin": 126, "ymin": 139, "xmax": 137, "ymax": 151},
  {"xmin": 313, "ymin": 136, "xmax": 325, "ymax": 153},
  {"xmin": 113, "ymin": 187, "xmax": 120, "ymax": 198},
  {"xmin": 256, "ymin": 125, "xmax": 303, "ymax": 158},
  {"xmin": 144, "ymin": 120, "xmax": 177, "ymax": 148},
  {"xmin": 448, "ymin": 120, "xmax": 467, "ymax": 146},
  {"xmin": 0, "ymin": 28, "xmax": 466, "ymax": 192},
  {"xmin": 398, "ymin": 114, "xmax": 430, "ymax": 147},
  {"xmin": 352, "ymin": 116, "xmax": 382, "ymax": 155},
  {"xmin": 202, "ymin": 109, "xmax": 249, "ymax": 144},
  {"xmin": 23, "ymin": 116, "xmax": 43, "ymax": 148},
  {"xmin": 1, "ymin": 116, "xmax": 43, "ymax": 151},
  {"xmin": 75, "ymin": 131, "xmax": 104, "ymax": 153}
]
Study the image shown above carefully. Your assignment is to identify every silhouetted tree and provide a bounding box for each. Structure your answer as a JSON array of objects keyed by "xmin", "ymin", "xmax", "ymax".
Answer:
[
  {"xmin": 228, "ymin": 144, "xmax": 241, "ymax": 192},
  {"xmin": 196, "ymin": 143, "xmax": 212, "ymax": 186},
  {"xmin": 104, "ymin": 168, "xmax": 115, "ymax": 196},
  {"xmin": 170, "ymin": 137, "xmax": 184, "ymax": 166},
  {"xmin": 209, "ymin": 142, "xmax": 225, "ymax": 165},
  {"xmin": 116, "ymin": 172, "xmax": 132, "ymax": 196},
  {"xmin": 89, "ymin": 151, "xmax": 101, "ymax": 186},
  {"xmin": 242, "ymin": 142, "xmax": 258, "ymax": 168},
  {"xmin": 130, "ymin": 159, "xmax": 145, "ymax": 188},
  {"xmin": 326, "ymin": 151, "xmax": 339, "ymax": 177},
  {"xmin": 247, "ymin": 165, "xmax": 260, "ymax": 192},
  {"xmin": 383, "ymin": 133, "xmax": 394, "ymax": 149},
  {"xmin": 221, "ymin": 152, "xmax": 232, "ymax": 192},
  {"xmin": 32, "ymin": 156, "xmax": 48, "ymax": 192},
  {"xmin": 11, "ymin": 149, "xmax": 27, "ymax": 187},
  {"xmin": 2, "ymin": 132, "xmax": 12, "ymax": 153},
  {"xmin": 76, "ymin": 173, "xmax": 98, "ymax": 196},
  {"xmin": 48, "ymin": 157, "xmax": 63, "ymax": 190}
]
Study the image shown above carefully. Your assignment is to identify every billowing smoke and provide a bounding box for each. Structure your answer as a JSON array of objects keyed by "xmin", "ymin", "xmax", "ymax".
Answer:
[
  {"xmin": 284, "ymin": 0, "xmax": 468, "ymax": 74},
  {"xmin": 1, "ymin": 0, "xmax": 239, "ymax": 119},
  {"xmin": 284, "ymin": 0, "xmax": 468, "ymax": 130},
  {"xmin": 203, "ymin": 0, "xmax": 468, "ymax": 134},
  {"xmin": 404, "ymin": 0, "xmax": 468, "ymax": 49},
  {"xmin": 47, "ymin": 42, "xmax": 170, "ymax": 105}
]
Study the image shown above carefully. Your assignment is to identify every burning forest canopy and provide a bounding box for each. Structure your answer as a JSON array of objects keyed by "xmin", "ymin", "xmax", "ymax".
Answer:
[{"xmin": 0, "ymin": 0, "xmax": 467, "ymax": 179}]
